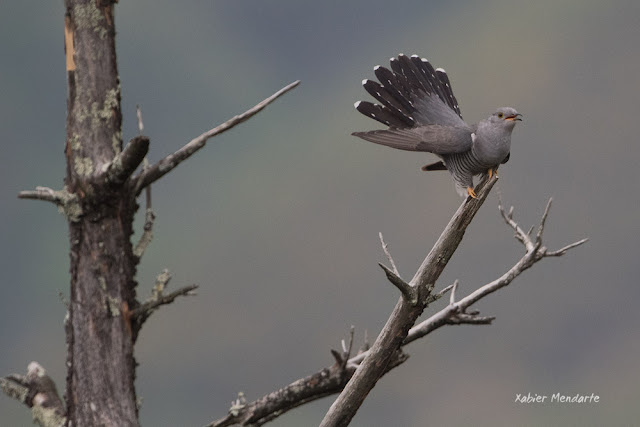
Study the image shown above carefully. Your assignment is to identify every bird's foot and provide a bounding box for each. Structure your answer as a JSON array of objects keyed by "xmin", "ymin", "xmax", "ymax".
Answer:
[
  {"xmin": 466, "ymin": 187, "xmax": 477, "ymax": 199},
  {"xmin": 488, "ymin": 168, "xmax": 498, "ymax": 179}
]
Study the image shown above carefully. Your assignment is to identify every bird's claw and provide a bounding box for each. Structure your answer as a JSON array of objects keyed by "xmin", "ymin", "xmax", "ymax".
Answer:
[{"xmin": 466, "ymin": 187, "xmax": 477, "ymax": 199}]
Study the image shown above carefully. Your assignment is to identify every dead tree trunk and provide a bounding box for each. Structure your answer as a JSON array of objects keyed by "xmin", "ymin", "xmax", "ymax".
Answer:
[
  {"xmin": 63, "ymin": 1, "xmax": 140, "ymax": 425},
  {"xmin": 1, "ymin": 2, "xmax": 297, "ymax": 425}
]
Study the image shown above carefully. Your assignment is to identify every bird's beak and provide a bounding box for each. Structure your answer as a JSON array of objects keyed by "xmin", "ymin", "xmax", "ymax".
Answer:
[{"xmin": 505, "ymin": 113, "xmax": 523, "ymax": 122}]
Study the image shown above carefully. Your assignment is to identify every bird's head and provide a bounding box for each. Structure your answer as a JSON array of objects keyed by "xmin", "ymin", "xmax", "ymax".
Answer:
[{"xmin": 490, "ymin": 107, "xmax": 522, "ymax": 127}]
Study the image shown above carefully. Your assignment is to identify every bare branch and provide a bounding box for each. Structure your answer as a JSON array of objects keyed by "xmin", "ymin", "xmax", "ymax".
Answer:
[
  {"xmin": 206, "ymin": 193, "xmax": 586, "ymax": 427},
  {"xmin": 546, "ymin": 238, "xmax": 589, "ymax": 256},
  {"xmin": 332, "ymin": 326, "xmax": 357, "ymax": 369},
  {"xmin": 379, "ymin": 232, "xmax": 399, "ymax": 276},
  {"xmin": 447, "ymin": 312, "xmax": 496, "ymax": 325},
  {"xmin": 103, "ymin": 135, "xmax": 150, "ymax": 185},
  {"xmin": 132, "ymin": 80, "xmax": 300, "ymax": 195},
  {"xmin": 131, "ymin": 105, "xmax": 155, "ymax": 259},
  {"xmin": 18, "ymin": 187, "xmax": 82, "ymax": 221},
  {"xmin": 133, "ymin": 207, "xmax": 155, "ymax": 259},
  {"xmin": 449, "ymin": 279, "xmax": 459, "ymax": 305},
  {"xmin": 208, "ymin": 350, "xmax": 409, "ymax": 427},
  {"xmin": 425, "ymin": 280, "xmax": 456, "ymax": 305},
  {"xmin": 132, "ymin": 284, "xmax": 198, "ymax": 324},
  {"xmin": 320, "ymin": 175, "xmax": 498, "ymax": 427},
  {"xmin": 410, "ymin": 175, "xmax": 497, "ymax": 289},
  {"xmin": 1, "ymin": 362, "xmax": 66, "ymax": 427},
  {"xmin": 18, "ymin": 187, "xmax": 63, "ymax": 204},
  {"xmin": 133, "ymin": 159, "xmax": 155, "ymax": 259},
  {"xmin": 136, "ymin": 105, "xmax": 144, "ymax": 135},
  {"xmin": 535, "ymin": 197, "xmax": 553, "ymax": 246},
  {"xmin": 343, "ymin": 326, "xmax": 355, "ymax": 370},
  {"xmin": 498, "ymin": 194, "xmax": 534, "ymax": 252},
  {"xmin": 330, "ymin": 349, "xmax": 344, "ymax": 366},
  {"xmin": 130, "ymin": 270, "xmax": 198, "ymax": 334},
  {"xmin": 406, "ymin": 199, "xmax": 588, "ymax": 346},
  {"xmin": 378, "ymin": 263, "xmax": 416, "ymax": 304}
]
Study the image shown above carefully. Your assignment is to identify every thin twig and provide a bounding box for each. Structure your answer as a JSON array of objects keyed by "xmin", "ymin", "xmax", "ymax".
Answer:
[
  {"xmin": 536, "ymin": 198, "xmax": 553, "ymax": 246},
  {"xmin": 546, "ymin": 238, "xmax": 589, "ymax": 256},
  {"xmin": 448, "ymin": 312, "xmax": 495, "ymax": 325},
  {"xmin": 131, "ymin": 284, "xmax": 198, "ymax": 322},
  {"xmin": 136, "ymin": 105, "xmax": 144, "ymax": 135},
  {"xmin": 18, "ymin": 187, "xmax": 62, "ymax": 204},
  {"xmin": 132, "ymin": 80, "xmax": 300, "ymax": 195},
  {"xmin": 379, "ymin": 232, "xmax": 399, "ymax": 276},
  {"xmin": 342, "ymin": 326, "xmax": 355, "ymax": 370},
  {"xmin": 425, "ymin": 281, "xmax": 456, "ymax": 305},
  {"xmin": 449, "ymin": 279, "xmax": 459, "ymax": 305},
  {"xmin": 133, "ymin": 159, "xmax": 155, "ymax": 259},
  {"xmin": 18, "ymin": 187, "xmax": 82, "ymax": 221},
  {"xmin": 132, "ymin": 105, "xmax": 155, "ymax": 259},
  {"xmin": 130, "ymin": 269, "xmax": 197, "ymax": 334}
]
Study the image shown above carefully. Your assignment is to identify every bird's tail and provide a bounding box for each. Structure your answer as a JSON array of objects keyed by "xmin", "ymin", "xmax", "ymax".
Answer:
[
  {"xmin": 354, "ymin": 54, "xmax": 464, "ymax": 128},
  {"xmin": 421, "ymin": 161, "xmax": 447, "ymax": 171}
]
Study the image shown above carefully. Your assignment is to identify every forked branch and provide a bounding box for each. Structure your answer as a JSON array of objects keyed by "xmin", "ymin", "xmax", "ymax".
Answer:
[
  {"xmin": 130, "ymin": 269, "xmax": 198, "ymax": 338},
  {"xmin": 208, "ymin": 327, "xmax": 408, "ymax": 427},
  {"xmin": 404, "ymin": 197, "xmax": 587, "ymax": 344},
  {"xmin": 208, "ymin": 188, "xmax": 587, "ymax": 427}
]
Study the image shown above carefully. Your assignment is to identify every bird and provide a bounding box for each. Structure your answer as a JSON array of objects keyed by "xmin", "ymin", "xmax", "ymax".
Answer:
[{"xmin": 352, "ymin": 54, "xmax": 521, "ymax": 198}]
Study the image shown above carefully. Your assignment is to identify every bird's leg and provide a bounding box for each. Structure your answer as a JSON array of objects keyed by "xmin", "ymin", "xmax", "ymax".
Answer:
[{"xmin": 466, "ymin": 187, "xmax": 477, "ymax": 199}]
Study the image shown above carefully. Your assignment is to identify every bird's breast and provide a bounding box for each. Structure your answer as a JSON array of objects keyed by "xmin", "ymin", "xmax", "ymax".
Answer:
[{"xmin": 473, "ymin": 133, "xmax": 511, "ymax": 166}]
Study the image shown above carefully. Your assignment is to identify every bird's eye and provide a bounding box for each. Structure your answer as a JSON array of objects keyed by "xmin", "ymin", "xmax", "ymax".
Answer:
[{"xmin": 497, "ymin": 112, "xmax": 504, "ymax": 118}]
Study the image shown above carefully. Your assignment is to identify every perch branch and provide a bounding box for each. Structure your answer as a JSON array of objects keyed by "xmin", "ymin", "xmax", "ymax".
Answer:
[
  {"xmin": 1, "ymin": 362, "xmax": 66, "ymax": 427},
  {"xmin": 132, "ymin": 80, "xmax": 300, "ymax": 195},
  {"xmin": 208, "ymin": 175, "xmax": 496, "ymax": 427},
  {"xmin": 207, "ymin": 192, "xmax": 587, "ymax": 427},
  {"xmin": 320, "ymin": 175, "xmax": 498, "ymax": 427}
]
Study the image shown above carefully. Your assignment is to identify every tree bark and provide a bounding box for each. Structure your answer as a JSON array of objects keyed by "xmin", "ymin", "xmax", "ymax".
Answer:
[{"xmin": 64, "ymin": 1, "xmax": 140, "ymax": 425}]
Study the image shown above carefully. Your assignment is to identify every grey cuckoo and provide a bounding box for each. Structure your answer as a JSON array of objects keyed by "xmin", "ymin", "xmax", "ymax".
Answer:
[{"xmin": 353, "ymin": 54, "xmax": 522, "ymax": 198}]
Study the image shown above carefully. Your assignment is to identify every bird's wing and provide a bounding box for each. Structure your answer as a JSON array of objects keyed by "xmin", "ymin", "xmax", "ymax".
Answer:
[
  {"xmin": 355, "ymin": 54, "xmax": 467, "ymax": 128},
  {"xmin": 352, "ymin": 125, "xmax": 473, "ymax": 155}
]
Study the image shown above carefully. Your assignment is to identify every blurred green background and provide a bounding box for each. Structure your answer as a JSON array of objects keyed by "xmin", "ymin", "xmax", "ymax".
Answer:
[{"xmin": 2, "ymin": 1, "xmax": 639, "ymax": 425}]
